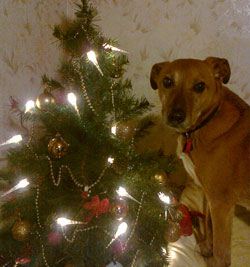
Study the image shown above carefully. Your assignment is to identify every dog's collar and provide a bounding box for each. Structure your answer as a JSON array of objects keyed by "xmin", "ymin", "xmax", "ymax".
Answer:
[{"xmin": 182, "ymin": 105, "xmax": 220, "ymax": 153}]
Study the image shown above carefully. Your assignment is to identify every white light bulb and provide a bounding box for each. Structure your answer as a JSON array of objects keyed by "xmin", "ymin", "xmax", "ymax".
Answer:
[
  {"xmin": 158, "ymin": 192, "xmax": 171, "ymax": 204},
  {"xmin": 56, "ymin": 217, "xmax": 84, "ymax": 227},
  {"xmin": 67, "ymin": 92, "xmax": 77, "ymax": 106},
  {"xmin": 116, "ymin": 186, "xmax": 127, "ymax": 197},
  {"xmin": 116, "ymin": 186, "xmax": 140, "ymax": 204},
  {"xmin": 107, "ymin": 157, "xmax": 114, "ymax": 164},
  {"xmin": 25, "ymin": 100, "xmax": 35, "ymax": 113},
  {"xmin": 114, "ymin": 222, "xmax": 128, "ymax": 239},
  {"xmin": 16, "ymin": 178, "xmax": 30, "ymax": 189},
  {"xmin": 67, "ymin": 92, "xmax": 79, "ymax": 115},
  {"xmin": 1, "ymin": 178, "xmax": 29, "ymax": 198},
  {"xmin": 103, "ymin": 43, "xmax": 128, "ymax": 54},
  {"xmin": 87, "ymin": 50, "xmax": 103, "ymax": 75},
  {"xmin": 106, "ymin": 221, "xmax": 128, "ymax": 248},
  {"xmin": 56, "ymin": 217, "xmax": 72, "ymax": 227},
  {"xmin": 0, "ymin": 135, "xmax": 22, "ymax": 146},
  {"xmin": 111, "ymin": 124, "xmax": 117, "ymax": 135}
]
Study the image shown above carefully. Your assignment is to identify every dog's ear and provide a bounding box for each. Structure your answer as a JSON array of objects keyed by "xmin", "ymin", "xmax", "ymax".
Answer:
[
  {"xmin": 150, "ymin": 62, "xmax": 167, "ymax": 89},
  {"xmin": 205, "ymin": 57, "xmax": 231, "ymax": 84}
]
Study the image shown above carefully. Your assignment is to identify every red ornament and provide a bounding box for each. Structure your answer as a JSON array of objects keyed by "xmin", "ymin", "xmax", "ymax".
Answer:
[
  {"xmin": 111, "ymin": 239, "xmax": 124, "ymax": 255},
  {"xmin": 81, "ymin": 191, "xmax": 89, "ymax": 199},
  {"xmin": 83, "ymin": 195, "xmax": 110, "ymax": 222},
  {"xmin": 15, "ymin": 257, "xmax": 31, "ymax": 265},
  {"xmin": 52, "ymin": 89, "xmax": 67, "ymax": 105},
  {"xmin": 178, "ymin": 204, "xmax": 193, "ymax": 236},
  {"xmin": 48, "ymin": 231, "xmax": 63, "ymax": 246},
  {"xmin": 111, "ymin": 199, "xmax": 128, "ymax": 220}
]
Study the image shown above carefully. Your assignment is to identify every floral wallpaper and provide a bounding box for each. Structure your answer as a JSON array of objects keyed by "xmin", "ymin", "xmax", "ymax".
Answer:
[
  {"xmin": 1, "ymin": 0, "xmax": 250, "ymax": 141},
  {"xmin": 92, "ymin": 0, "xmax": 250, "ymax": 109},
  {"xmin": 0, "ymin": 0, "xmax": 73, "ymax": 141}
]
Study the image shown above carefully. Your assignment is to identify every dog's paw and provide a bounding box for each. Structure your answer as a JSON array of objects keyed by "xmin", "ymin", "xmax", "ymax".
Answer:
[{"xmin": 198, "ymin": 239, "xmax": 213, "ymax": 258}]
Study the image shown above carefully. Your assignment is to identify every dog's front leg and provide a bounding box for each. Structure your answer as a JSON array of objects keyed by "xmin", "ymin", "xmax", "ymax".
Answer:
[
  {"xmin": 199, "ymin": 196, "xmax": 213, "ymax": 257},
  {"xmin": 207, "ymin": 201, "xmax": 234, "ymax": 267}
]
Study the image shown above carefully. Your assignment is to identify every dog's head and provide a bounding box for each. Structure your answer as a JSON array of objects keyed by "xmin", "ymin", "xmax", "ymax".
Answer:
[{"xmin": 150, "ymin": 57, "xmax": 231, "ymax": 132}]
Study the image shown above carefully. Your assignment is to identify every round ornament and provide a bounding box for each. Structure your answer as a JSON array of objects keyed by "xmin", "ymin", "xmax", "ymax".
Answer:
[
  {"xmin": 165, "ymin": 220, "xmax": 181, "ymax": 243},
  {"xmin": 168, "ymin": 207, "xmax": 183, "ymax": 223},
  {"xmin": 36, "ymin": 90, "xmax": 55, "ymax": 109},
  {"xmin": 48, "ymin": 231, "xmax": 62, "ymax": 246},
  {"xmin": 48, "ymin": 133, "xmax": 69, "ymax": 159},
  {"xmin": 153, "ymin": 171, "xmax": 168, "ymax": 185},
  {"xmin": 117, "ymin": 123, "xmax": 135, "ymax": 140},
  {"xmin": 178, "ymin": 204, "xmax": 193, "ymax": 236},
  {"xmin": 111, "ymin": 199, "xmax": 128, "ymax": 220},
  {"xmin": 12, "ymin": 220, "xmax": 31, "ymax": 241}
]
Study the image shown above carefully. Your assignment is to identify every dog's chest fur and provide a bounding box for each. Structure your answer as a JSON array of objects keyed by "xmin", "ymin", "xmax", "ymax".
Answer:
[{"xmin": 177, "ymin": 135, "xmax": 202, "ymax": 187}]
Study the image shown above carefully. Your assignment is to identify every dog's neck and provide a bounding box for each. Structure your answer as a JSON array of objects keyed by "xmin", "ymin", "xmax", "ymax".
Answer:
[
  {"xmin": 183, "ymin": 105, "xmax": 220, "ymax": 138},
  {"xmin": 182, "ymin": 87, "xmax": 244, "ymax": 153}
]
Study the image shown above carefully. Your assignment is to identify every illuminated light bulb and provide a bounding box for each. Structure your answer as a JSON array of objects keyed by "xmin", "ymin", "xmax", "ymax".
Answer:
[
  {"xmin": 87, "ymin": 50, "xmax": 103, "ymax": 75},
  {"xmin": 158, "ymin": 192, "xmax": 171, "ymax": 204},
  {"xmin": 67, "ymin": 92, "xmax": 80, "ymax": 116},
  {"xmin": 116, "ymin": 186, "xmax": 140, "ymax": 204},
  {"xmin": 25, "ymin": 100, "xmax": 35, "ymax": 113},
  {"xmin": 0, "ymin": 135, "xmax": 22, "ymax": 146},
  {"xmin": 17, "ymin": 179, "xmax": 29, "ymax": 188},
  {"xmin": 1, "ymin": 178, "xmax": 30, "ymax": 198},
  {"xmin": 114, "ymin": 222, "xmax": 128, "ymax": 238},
  {"xmin": 103, "ymin": 43, "xmax": 128, "ymax": 54},
  {"xmin": 56, "ymin": 217, "xmax": 84, "ymax": 227},
  {"xmin": 106, "ymin": 222, "xmax": 128, "ymax": 248},
  {"xmin": 111, "ymin": 124, "xmax": 117, "ymax": 135},
  {"xmin": 107, "ymin": 157, "xmax": 114, "ymax": 165}
]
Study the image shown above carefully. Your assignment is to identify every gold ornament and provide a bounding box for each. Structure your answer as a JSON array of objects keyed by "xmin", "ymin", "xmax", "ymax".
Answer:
[
  {"xmin": 164, "ymin": 221, "xmax": 181, "ymax": 243},
  {"xmin": 36, "ymin": 90, "xmax": 55, "ymax": 109},
  {"xmin": 111, "ymin": 199, "xmax": 129, "ymax": 220},
  {"xmin": 48, "ymin": 133, "xmax": 69, "ymax": 159},
  {"xmin": 12, "ymin": 220, "xmax": 31, "ymax": 241},
  {"xmin": 153, "ymin": 170, "xmax": 168, "ymax": 185},
  {"xmin": 114, "ymin": 121, "xmax": 136, "ymax": 140}
]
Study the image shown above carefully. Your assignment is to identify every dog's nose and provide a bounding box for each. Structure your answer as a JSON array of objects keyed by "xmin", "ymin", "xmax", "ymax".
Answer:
[{"xmin": 168, "ymin": 108, "xmax": 186, "ymax": 124}]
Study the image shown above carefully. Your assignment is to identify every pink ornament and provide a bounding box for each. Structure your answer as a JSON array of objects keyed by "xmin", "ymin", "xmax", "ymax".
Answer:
[
  {"xmin": 111, "ymin": 240, "xmax": 124, "ymax": 255},
  {"xmin": 15, "ymin": 257, "xmax": 31, "ymax": 265},
  {"xmin": 52, "ymin": 89, "xmax": 67, "ymax": 105},
  {"xmin": 48, "ymin": 231, "xmax": 62, "ymax": 246}
]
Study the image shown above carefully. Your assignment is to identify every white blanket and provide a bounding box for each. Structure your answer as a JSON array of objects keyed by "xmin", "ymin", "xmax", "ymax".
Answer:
[{"xmin": 168, "ymin": 183, "xmax": 250, "ymax": 267}]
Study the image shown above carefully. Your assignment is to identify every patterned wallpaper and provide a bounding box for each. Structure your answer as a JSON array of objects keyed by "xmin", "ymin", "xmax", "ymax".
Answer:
[
  {"xmin": 0, "ymin": 0, "xmax": 250, "ymax": 139},
  {"xmin": 92, "ymin": 0, "xmax": 250, "ymax": 108}
]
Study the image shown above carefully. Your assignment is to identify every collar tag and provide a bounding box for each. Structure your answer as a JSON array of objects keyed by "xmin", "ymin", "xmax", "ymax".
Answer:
[{"xmin": 183, "ymin": 133, "xmax": 193, "ymax": 153}]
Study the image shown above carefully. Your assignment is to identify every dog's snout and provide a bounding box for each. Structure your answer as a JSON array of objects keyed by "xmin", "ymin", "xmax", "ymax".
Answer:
[{"xmin": 168, "ymin": 108, "xmax": 186, "ymax": 125}]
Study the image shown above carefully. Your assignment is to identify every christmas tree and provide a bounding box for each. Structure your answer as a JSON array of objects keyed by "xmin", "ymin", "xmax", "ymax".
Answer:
[{"xmin": 0, "ymin": 1, "xmax": 180, "ymax": 266}]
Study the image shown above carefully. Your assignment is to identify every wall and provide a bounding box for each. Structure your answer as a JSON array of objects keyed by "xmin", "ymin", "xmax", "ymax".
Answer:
[
  {"xmin": 92, "ymin": 0, "xmax": 250, "ymax": 109},
  {"xmin": 0, "ymin": 0, "xmax": 250, "ymax": 146}
]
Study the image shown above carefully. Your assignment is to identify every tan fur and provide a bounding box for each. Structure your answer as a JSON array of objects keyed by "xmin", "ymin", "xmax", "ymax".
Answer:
[{"xmin": 150, "ymin": 57, "xmax": 250, "ymax": 267}]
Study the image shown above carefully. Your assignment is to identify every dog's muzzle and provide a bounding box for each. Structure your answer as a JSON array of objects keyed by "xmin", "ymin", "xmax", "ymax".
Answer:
[{"xmin": 167, "ymin": 108, "xmax": 186, "ymax": 126}]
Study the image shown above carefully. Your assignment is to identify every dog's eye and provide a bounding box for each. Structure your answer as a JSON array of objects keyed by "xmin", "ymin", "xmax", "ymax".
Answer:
[
  {"xmin": 194, "ymin": 82, "xmax": 206, "ymax": 93},
  {"xmin": 163, "ymin": 77, "xmax": 174, "ymax": 88}
]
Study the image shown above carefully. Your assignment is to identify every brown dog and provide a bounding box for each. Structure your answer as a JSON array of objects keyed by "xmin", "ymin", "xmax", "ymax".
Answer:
[{"xmin": 150, "ymin": 57, "xmax": 250, "ymax": 267}]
